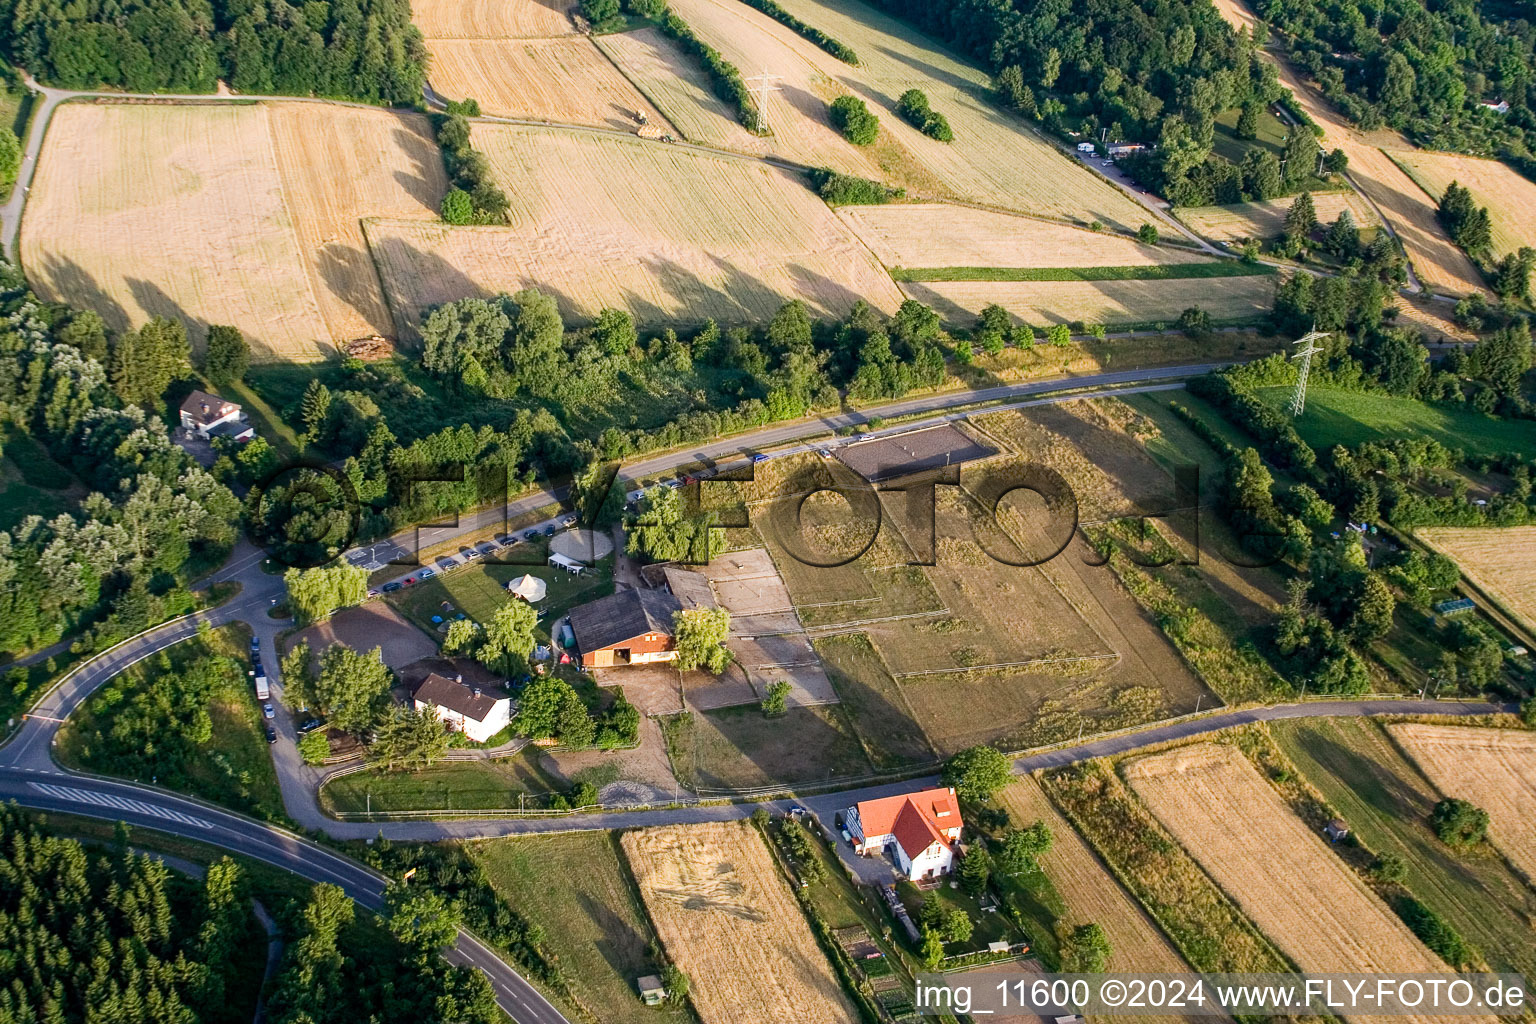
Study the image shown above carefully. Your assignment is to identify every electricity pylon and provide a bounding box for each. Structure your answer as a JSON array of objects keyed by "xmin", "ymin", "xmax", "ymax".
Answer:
[
  {"xmin": 746, "ymin": 70, "xmax": 782, "ymax": 134},
  {"xmin": 1288, "ymin": 327, "xmax": 1329, "ymax": 416}
]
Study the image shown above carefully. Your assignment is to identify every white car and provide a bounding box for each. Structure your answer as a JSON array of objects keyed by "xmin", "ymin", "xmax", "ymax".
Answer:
[{"xmin": 262, "ymin": 703, "xmax": 275, "ymax": 719}]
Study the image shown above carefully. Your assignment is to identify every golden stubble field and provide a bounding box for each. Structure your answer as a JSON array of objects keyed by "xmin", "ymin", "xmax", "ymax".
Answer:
[
  {"xmin": 1417, "ymin": 526, "xmax": 1536, "ymax": 634},
  {"xmin": 425, "ymin": 36, "xmax": 672, "ymax": 129},
  {"xmin": 412, "ymin": 0, "xmax": 575, "ymax": 37},
  {"xmin": 628, "ymin": 0, "xmax": 1146, "ymax": 229},
  {"xmin": 1177, "ymin": 191, "xmax": 1380, "ymax": 243},
  {"xmin": 1125, "ymin": 743, "xmax": 1483, "ymax": 1024},
  {"xmin": 23, "ymin": 102, "xmax": 327, "ymax": 361},
  {"xmin": 23, "ymin": 101, "xmax": 445, "ymax": 361},
  {"xmin": 621, "ymin": 822, "xmax": 857, "ymax": 1024},
  {"xmin": 901, "ymin": 275, "xmax": 1277, "ymax": 327},
  {"xmin": 1389, "ymin": 724, "xmax": 1536, "ymax": 884},
  {"xmin": 366, "ymin": 123, "xmax": 903, "ymax": 332},
  {"xmin": 998, "ymin": 777, "xmax": 1195, "ymax": 1024},
  {"xmin": 1389, "ymin": 151, "xmax": 1536, "ymax": 260},
  {"xmin": 840, "ymin": 204, "xmax": 1215, "ymax": 269}
]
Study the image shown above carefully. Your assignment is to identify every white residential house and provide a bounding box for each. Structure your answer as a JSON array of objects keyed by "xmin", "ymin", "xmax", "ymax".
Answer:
[
  {"xmin": 412, "ymin": 672, "xmax": 511, "ymax": 743},
  {"xmin": 846, "ymin": 787, "xmax": 964, "ymax": 880},
  {"xmin": 179, "ymin": 390, "xmax": 254, "ymax": 441}
]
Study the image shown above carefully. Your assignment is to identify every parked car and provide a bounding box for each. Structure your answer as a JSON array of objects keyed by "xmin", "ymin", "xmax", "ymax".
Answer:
[
  {"xmin": 476, "ymin": 541, "xmax": 497, "ymax": 556},
  {"xmin": 494, "ymin": 533, "xmax": 513, "ymax": 546},
  {"xmin": 751, "ymin": 453, "xmax": 769, "ymax": 463},
  {"xmin": 542, "ymin": 524, "xmax": 556, "ymax": 537},
  {"xmin": 437, "ymin": 556, "xmax": 457, "ymax": 570},
  {"xmin": 366, "ymin": 588, "xmax": 379, "ymax": 598},
  {"xmin": 266, "ymin": 727, "xmax": 277, "ymax": 744},
  {"xmin": 250, "ymin": 637, "xmax": 260, "ymax": 652},
  {"xmin": 460, "ymin": 546, "xmax": 478, "ymax": 560},
  {"xmin": 816, "ymin": 448, "xmax": 833, "ymax": 458},
  {"xmin": 262, "ymin": 703, "xmax": 275, "ymax": 720},
  {"xmin": 420, "ymin": 568, "xmax": 436, "ymax": 579},
  {"xmin": 561, "ymin": 514, "xmax": 578, "ymax": 527},
  {"xmin": 382, "ymin": 581, "xmax": 403, "ymax": 592},
  {"xmin": 297, "ymin": 717, "xmax": 325, "ymax": 733},
  {"xmin": 524, "ymin": 529, "xmax": 540, "ymax": 541}
]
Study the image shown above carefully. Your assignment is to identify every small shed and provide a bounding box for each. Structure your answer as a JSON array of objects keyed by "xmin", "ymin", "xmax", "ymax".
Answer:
[
  {"xmin": 507, "ymin": 574, "xmax": 548, "ymax": 602},
  {"xmin": 1323, "ymin": 819, "xmax": 1349, "ymax": 843},
  {"xmin": 636, "ymin": 975, "xmax": 666, "ymax": 1006}
]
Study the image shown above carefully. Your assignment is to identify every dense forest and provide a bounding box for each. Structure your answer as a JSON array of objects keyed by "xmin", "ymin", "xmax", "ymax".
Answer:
[
  {"xmin": 1254, "ymin": 0, "xmax": 1536, "ymax": 161},
  {"xmin": 0, "ymin": 261, "xmax": 241, "ymax": 661},
  {"xmin": 0, "ymin": 0, "xmax": 426, "ymax": 102},
  {"xmin": 0, "ymin": 807, "xmax": 260, "ymax": 1024}
]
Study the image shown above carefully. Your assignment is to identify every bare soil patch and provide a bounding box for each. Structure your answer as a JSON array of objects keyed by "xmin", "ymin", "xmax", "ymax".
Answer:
[{"xmin": 292, "ymin": 602, "xmax": 437, "ymax": 670}]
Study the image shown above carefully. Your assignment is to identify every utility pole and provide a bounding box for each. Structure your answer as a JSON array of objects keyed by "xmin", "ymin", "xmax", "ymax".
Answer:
[
  {"xmin": 746, "ymin": 70, "xmax": 783, "ymax": 135},
  {"xmin": 1288, "ymin": 327, "xmax": 1330, "ymax": 417}
]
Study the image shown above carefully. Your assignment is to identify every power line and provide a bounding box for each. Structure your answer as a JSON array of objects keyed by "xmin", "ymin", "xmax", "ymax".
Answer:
[{"xmin": 1288, "ymin": 327, "xmax": 1330, "ymax": 416}]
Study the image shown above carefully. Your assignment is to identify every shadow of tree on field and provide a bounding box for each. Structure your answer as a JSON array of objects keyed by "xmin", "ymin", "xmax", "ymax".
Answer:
[
  {"xmin": 315, "ymin": 242, "xmax": 390, "ymax": 336},
  {"xmin": 29, "ymin": 253, "xmax": 131, "ymax": 334},
  {"xmin": 389, "ymin": 123, "xmax": 449, "ymax": 213}
]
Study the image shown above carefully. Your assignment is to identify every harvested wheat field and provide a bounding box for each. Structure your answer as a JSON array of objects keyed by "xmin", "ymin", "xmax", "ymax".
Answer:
[
  {"xmin": 366, "ymin": 123, "xmax": 903, "ymax": 332},
  {"xmin": 425, "ymin": 37, "xmax": 670, "ymax": 128},
  {"xmin": 413, "ymin": 0, "xmax": 574, "ymax": 37},
  {"xmin": 902, "ymin": 276, "xmax": 1276, "ymax": 326},
  {"xmin": 1418, "ymin": 526, "xmax": 1536, "ymax": 634},
  {"xmin": 1126, "ymin": 743, "xmax": 1484, "ymax": 1024},
  {"xmin": 1177, "ymin": 191, "xmax": 1380, "ymax": 243},
  {"xmin": 1389, "ymin": 151, "xmax": 1536, "ymax": 260},
  {"xmin": 21, "ymin": 102, "xmax": 327, "ymax": 361},
  {"xmin": 998, "ymin": 777, "xmax": 1194, "ymax": 1024},
  {"xmin": 840, "ymin": 204, "xmax": 1214, "ymax": 269},
  {"xmin": 1390, "ymin": 724, "xmax": 1536, "ymax": 883},
  {"xmin": 621, "ymin": 822, "xmax": 857, "ymax": 1024},
  {"xmin": 267, "ymin": 103, "xmax": 446, "ymax": 344},
  {"xmin": 594, "ymin": 28, "xmax": 763, "ymax": 152}
]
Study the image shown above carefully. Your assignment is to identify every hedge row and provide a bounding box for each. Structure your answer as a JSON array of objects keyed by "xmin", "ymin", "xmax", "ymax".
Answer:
[
  {"xmin": 735, "ymin": 0, "xmax": 859, "ymax": 63},
  {"xmin": 658, "ymin": 9, "xmax": 761, "ymax": 131},
  {"xmin": 434, "ymin": 113, "xmax": 510, "ymax": 225}
]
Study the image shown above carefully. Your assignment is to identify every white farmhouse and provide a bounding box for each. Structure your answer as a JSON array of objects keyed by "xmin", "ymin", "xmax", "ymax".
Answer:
[
  {"xmin": 412, "ymin": 672, "xmax": 511, "ymax": 743},
  {"xmin": 846, "ymin": 787, "xmax": 964, "ymax": 881},
  {"xmin": 179, "ymin": 390, "xmax": 254, "ymax": 441}
]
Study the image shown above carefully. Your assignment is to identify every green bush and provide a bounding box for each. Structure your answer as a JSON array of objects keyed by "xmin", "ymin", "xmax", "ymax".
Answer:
[
  {"xmin": 1395, "ymin": 896, "xmax": 1473, "ymax": 967},
  {"xmin": 807, "ymin": 167, "xmax": 897, "ymax": 205},
  {"xmin": 1429, "ymin": 797, "xmax": 1489, "ymax": 848},
  {"xmin": 441, "ymin": 188, "xmax": 474, "ymax": 225},
  {"xmin": 1137, "ymin": 222, "xmax": 1160, "ymax": 244},
  {"xmin": 829, "ymin": 95, "xmax": 879, "ymax": 145},
  {"xmin": 896, "ymin": 89, "xmax": 953, "ymax": 141}
]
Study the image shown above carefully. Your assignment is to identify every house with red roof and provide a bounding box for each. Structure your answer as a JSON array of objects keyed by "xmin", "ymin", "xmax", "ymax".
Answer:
[{"xmin": 845, "ymin": 787, "xmax": 963, "ymax": 880}]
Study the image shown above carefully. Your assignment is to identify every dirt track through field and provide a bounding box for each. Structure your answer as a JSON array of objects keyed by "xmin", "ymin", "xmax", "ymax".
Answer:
[
  {"xmin": 1125, "ymin": 743, "xmax": 1488, "ymax": 1024},
  {"xmin": 1389, "ymin": 724, "xmax": 1536, "ymax": 884},
  {"xmin": 622, "ymin": 821, "xmax": 857, "ymax": 1024}
]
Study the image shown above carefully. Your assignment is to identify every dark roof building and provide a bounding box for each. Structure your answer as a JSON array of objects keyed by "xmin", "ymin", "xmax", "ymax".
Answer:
[
  {"xmin": 412, "ymin": 672, "xmax": 507, "ymax": 722},
  {"xmin": 567, "ymin": 588, "xmax": 684, "ymax": 668}
]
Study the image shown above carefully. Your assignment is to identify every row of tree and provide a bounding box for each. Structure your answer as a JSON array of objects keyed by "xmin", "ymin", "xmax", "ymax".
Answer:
[{"xmin": 0, "ymin": 0, "xmax": 427, "ymax": 103}]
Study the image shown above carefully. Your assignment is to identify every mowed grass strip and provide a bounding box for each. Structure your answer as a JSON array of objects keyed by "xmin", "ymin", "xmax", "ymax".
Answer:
[
  {"xmin": 1253, "ymin": 386, "xmax": 1536, "ymax": 457},
  {"xmin": 813, "ymin": 632, "xmax": 934, "ymax": 768},
  {"xmin": 468, "ymin": 833, "xmax": 688, "ymax": 1024},
  {"xmin": 319, "ymin": 750, "xmax": 562, "ymax": 814},
  {"xmin": 1272, "ymin": 718, "xmax": 1536, "ymax": 984},
  {"xmin": 889, "ymin": 262, "xmax": 1275, "ymax": 282},
  {"xmin": 662, "ymin": 703, "xmax": 872, "ymax": 792}
]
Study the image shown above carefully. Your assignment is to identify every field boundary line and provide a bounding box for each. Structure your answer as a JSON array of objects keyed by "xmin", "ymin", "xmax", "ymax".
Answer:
[{"xmin": 894, "ymin": 651, "xmax": 1119, "ymax": 679}]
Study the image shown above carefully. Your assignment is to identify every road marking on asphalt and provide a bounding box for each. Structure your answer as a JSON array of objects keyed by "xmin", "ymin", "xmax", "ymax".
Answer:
[{"xmin": 29, "ymin": 782, "xmax": 216, "ymax": 830}]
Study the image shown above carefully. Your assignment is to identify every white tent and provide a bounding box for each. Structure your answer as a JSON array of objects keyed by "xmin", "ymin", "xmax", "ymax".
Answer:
[{"xmin": 507, "ymin": 574, "xmax": 548, "ymax": 602}]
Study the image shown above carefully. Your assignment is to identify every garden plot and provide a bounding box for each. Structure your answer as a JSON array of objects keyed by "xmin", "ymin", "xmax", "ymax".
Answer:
[
  {"xmin": 1125, "ymin": 743, "xmax": 1484, "ymax": 1024},
  {"xmin": 841, "ymin": 203, "xmax": 1214, "ymax": 270},
  {"xmin": 902, "ymin": 276, "xmax": 1276, "ymax": 326},
  {"xmin": 1389, "ymin": 724, "xmax": 1536, "ymax": 884},
  {"xmin": 365, "ymin": 123, "xmax": 903, "ymax": 332},
  {"xmin": 621, "ymin": 821, "xmax": 860, "ymax": 1024}
]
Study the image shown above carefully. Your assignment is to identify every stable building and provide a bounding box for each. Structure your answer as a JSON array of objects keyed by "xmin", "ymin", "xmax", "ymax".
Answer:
[
  {"xmin": 567, "ymin": 588, "xmax": 684, "ymax": 668},
  {"xmin": 179, "ymin": 390, "xmax": 254, "ymax": 441},
  {"xmin": 412, "ymin": 672, "xmax": 511, "ymax": 743},
  {"xmin": 846, "ymin": 787, "xmax": 963, "ymax": 881}
]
